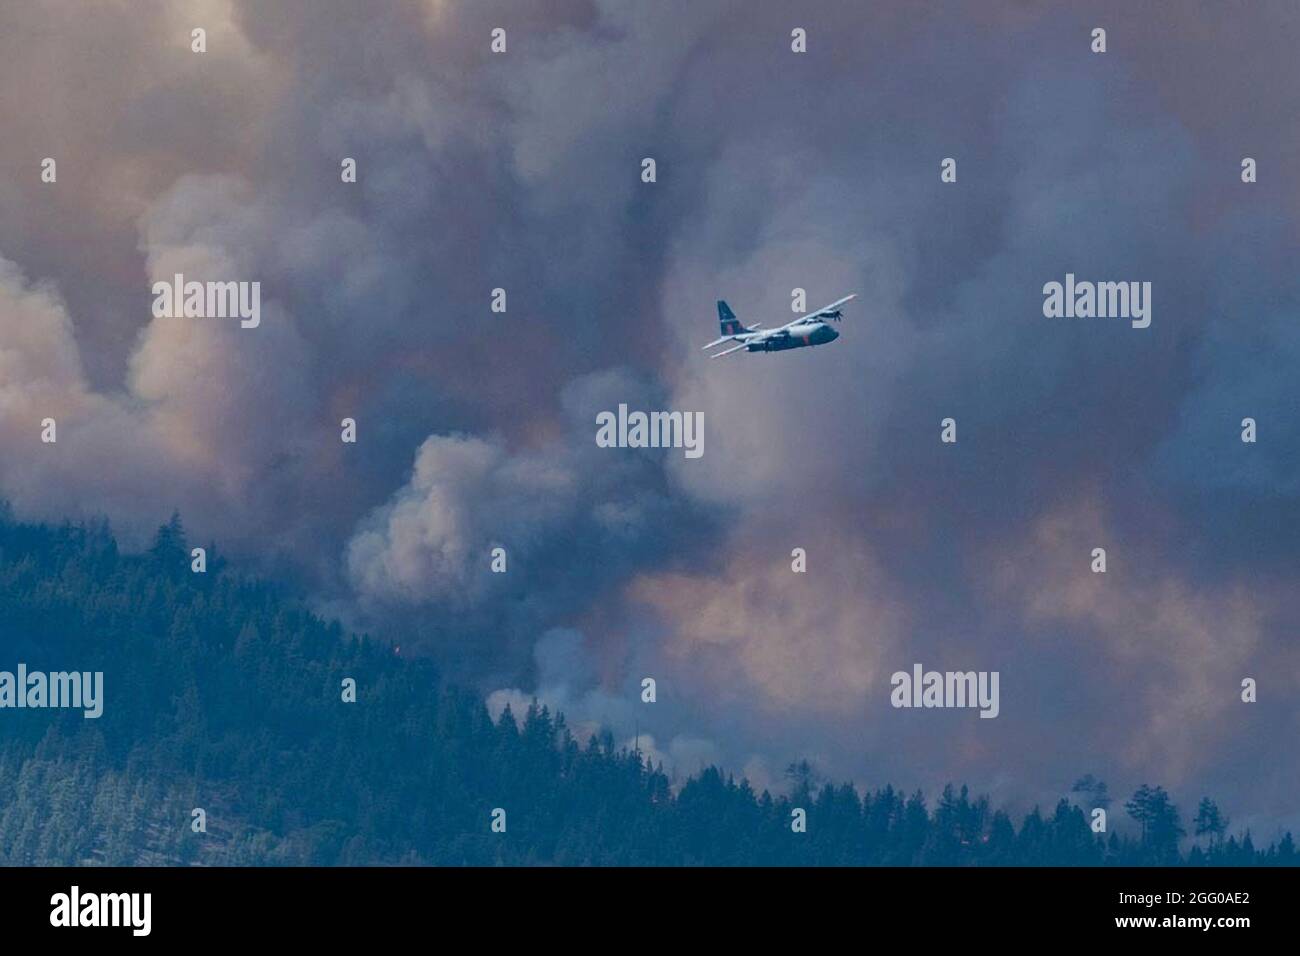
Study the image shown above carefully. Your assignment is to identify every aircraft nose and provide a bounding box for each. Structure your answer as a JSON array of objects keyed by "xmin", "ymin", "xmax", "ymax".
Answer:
[{"xmin": 828, "ymin": 326, "xmax": 840, "ymax": 340}]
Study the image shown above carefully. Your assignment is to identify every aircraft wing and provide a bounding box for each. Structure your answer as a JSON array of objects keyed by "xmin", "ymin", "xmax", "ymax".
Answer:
[
  {"xmin": 709, "ymin": 342, "xmax": 749, "ymax": 358},
  {"xmin": 774, "ymin": 293, "xmax": 858, "ymax": 330}
]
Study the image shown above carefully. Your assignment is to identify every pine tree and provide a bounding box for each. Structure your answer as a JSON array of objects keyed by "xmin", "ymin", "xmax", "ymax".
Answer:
[
  {"xmin": 149, "ymin": 511, "xmax": 188, "ymax": 571},
  {"xmin": 1194, "ymin": 797, "xmax": 1227, "ymax": 848}
]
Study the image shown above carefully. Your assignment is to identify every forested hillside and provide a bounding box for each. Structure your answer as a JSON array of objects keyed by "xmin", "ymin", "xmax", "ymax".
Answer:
[{"xmin": 0, "ymin": 508, "xmax": 1291, "ymax": 866}]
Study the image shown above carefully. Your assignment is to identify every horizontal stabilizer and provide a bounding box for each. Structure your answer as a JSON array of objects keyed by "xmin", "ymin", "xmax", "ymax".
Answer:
[{"xmin": 710, "ymin": 342, "xmax": 748, "ymax": 358}]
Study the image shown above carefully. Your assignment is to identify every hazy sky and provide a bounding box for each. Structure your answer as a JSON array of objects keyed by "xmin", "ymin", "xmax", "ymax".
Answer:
[{"xmin": 1, "ymin": 1, "xmax": 1297, "ymax": 837}]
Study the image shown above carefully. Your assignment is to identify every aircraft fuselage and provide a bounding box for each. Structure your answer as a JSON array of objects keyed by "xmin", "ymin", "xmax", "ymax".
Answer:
[{"xmin": 747, "ymin": 322, "xmax": 838, "ymax": 351}]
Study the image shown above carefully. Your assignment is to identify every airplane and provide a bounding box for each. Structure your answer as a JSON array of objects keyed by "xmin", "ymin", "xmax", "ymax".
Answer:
[{"xmin": 701, "ymin": 294, "xmax": 856, "ymax": 358}]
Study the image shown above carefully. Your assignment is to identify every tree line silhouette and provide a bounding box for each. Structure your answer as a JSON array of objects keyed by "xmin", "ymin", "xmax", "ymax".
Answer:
[{"xmin": 0, "ymin": 507, "xmax": 1292, "ymax": 866}]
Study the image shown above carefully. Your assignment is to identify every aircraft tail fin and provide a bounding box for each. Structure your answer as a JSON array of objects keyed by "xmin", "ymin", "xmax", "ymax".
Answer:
[{"xmin": 718, "ymin": 300, "xmax": 746, "ymax": 337}]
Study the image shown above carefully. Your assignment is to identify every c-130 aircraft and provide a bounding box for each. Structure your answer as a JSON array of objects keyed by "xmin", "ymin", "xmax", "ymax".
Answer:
[{"xmin": 701, "ymin": 294, "xmax": 857, "ymax": 357}]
